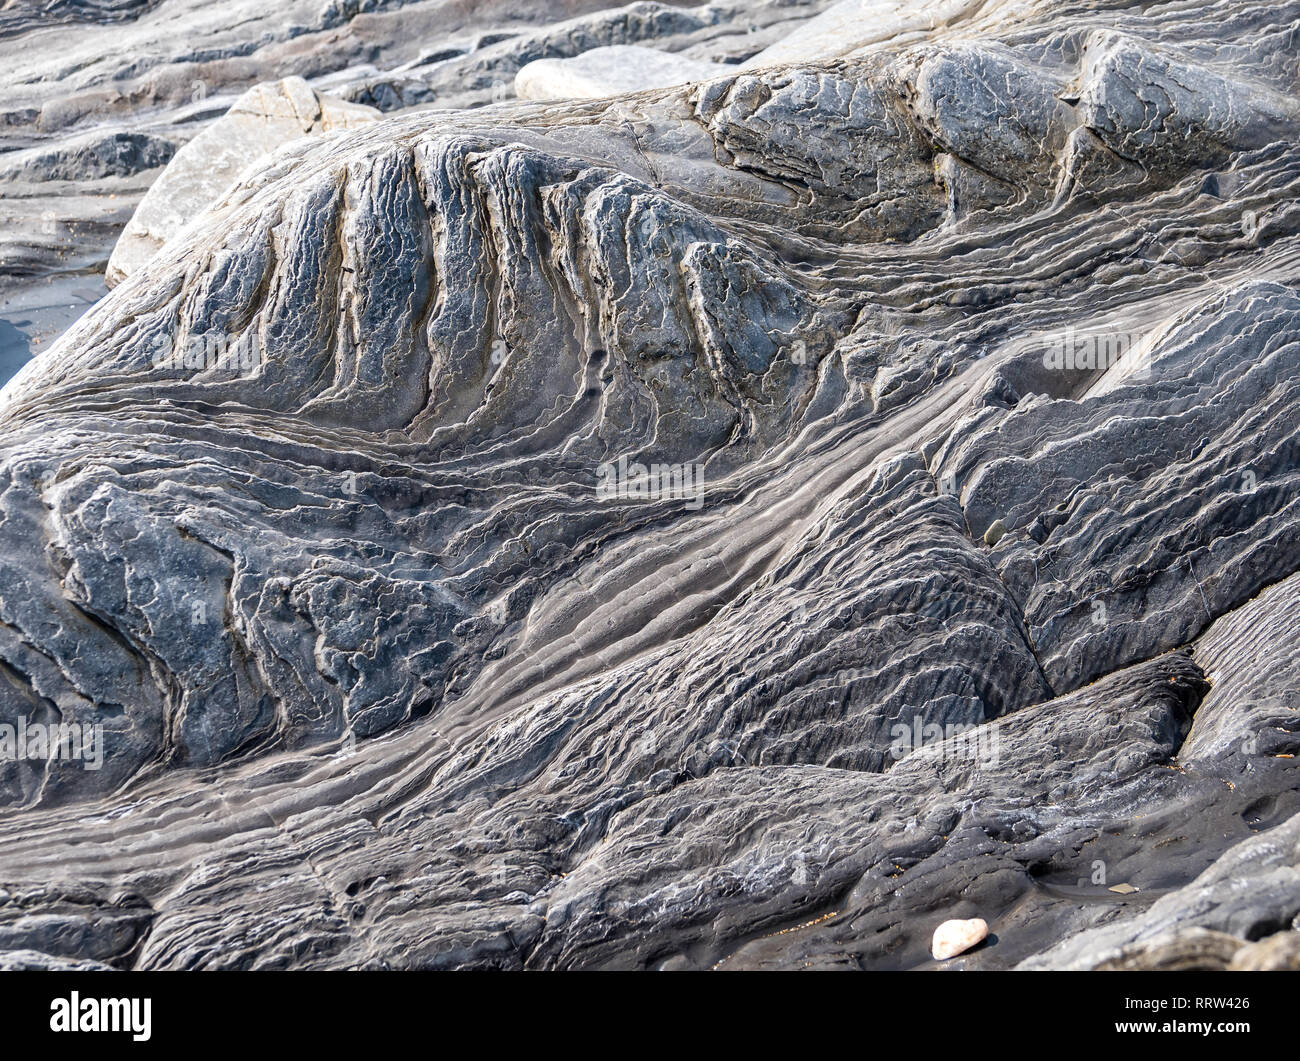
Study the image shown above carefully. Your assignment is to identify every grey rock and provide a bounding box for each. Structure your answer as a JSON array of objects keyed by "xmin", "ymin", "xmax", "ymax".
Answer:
[
  {"xmin": 1228, "ymin": 931, "xmax": 1300, "ymax": 971},
  {"xmin": 1077, "ymin": 30, "xmax": 1300, "ymax": 173},
  {"xmin": 0, "ymin": 949, "xmax": 115, "ymax": 971},
  {"xmin": 0, "ymin": 131, "xmax": 177, "ymax": 183},
  {"xmin": 1089, "ymin": 927, "xmax": 1244, "ymax": 971},
  {"xmin": 1, "ymin": 0, "xmax": 1300, "ymax": 974}
]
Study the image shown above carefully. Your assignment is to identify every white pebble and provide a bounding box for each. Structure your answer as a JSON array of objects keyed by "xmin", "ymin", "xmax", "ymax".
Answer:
[{"xmin": 931, "ymin": 917, "xmax": 988, "ymax": 960}]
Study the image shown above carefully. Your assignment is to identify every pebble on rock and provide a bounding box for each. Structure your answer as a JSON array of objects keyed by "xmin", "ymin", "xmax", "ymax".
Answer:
[{"xmin": 932, "ymin": 918, "xmax": 989, "ymax": 960}]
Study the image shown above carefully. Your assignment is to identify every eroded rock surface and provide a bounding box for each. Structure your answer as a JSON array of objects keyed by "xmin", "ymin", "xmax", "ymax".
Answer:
[
  {"xmin": 0, "ymin": 0, "xmax": 1299, "ymax": 971},
  {"xmin": 106, "ymin": 77, "xmax": 379, "ymax": 285}
]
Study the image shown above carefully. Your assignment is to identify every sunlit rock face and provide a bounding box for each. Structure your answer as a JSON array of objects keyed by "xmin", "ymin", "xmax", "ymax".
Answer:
[{"xmin": 0, "ymin": 0, "xmax": 1299, "ymax": 971}]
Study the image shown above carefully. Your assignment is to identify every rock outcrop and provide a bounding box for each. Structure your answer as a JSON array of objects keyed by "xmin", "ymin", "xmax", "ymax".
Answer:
[{"xmin": 0, "ymin": 0, "xmax": 1299, "ymax": 971}]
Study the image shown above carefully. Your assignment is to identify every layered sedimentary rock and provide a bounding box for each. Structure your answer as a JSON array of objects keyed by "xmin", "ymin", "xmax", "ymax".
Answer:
[
  {"xmin": 0, "ymin": 1, "xmax": 839, "ymax": 386},
  {"xmin": 0, "ymin": 0, "xmax": 1299, "ymax": 971},
  {"xmin": 106, "ymin": 77, "xmax": 379, "ymax": 285}
]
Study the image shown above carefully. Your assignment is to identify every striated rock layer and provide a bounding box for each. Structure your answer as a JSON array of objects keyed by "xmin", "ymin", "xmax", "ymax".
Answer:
[
  {"xmin": 0, "ymin": 1, "xmax": 839, "ymax": 382},
  {"xmin": 0, "ymin": 0, "xmax": 1299, "ymax": 970}
]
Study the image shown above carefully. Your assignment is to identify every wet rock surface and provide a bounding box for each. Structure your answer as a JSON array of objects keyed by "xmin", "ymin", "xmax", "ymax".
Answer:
[{"xmin": 0, "ymin": 0, "xmax": 1298, "ymax": 970}]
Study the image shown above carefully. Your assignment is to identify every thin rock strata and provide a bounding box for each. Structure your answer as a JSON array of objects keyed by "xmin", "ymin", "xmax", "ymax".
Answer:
[{"xmin": 0, "ymin": 0, "xmax": 1298, "ymax": 971}]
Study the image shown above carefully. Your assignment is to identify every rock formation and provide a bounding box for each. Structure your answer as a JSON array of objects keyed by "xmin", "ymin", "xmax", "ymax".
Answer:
[
  {"xmin": 106, "ymin": 77, "xmax": 379, "ymax": 285},
  {"xmin": 0, "ymin": 0, "xmax": 1298, "ymax": 971}
]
